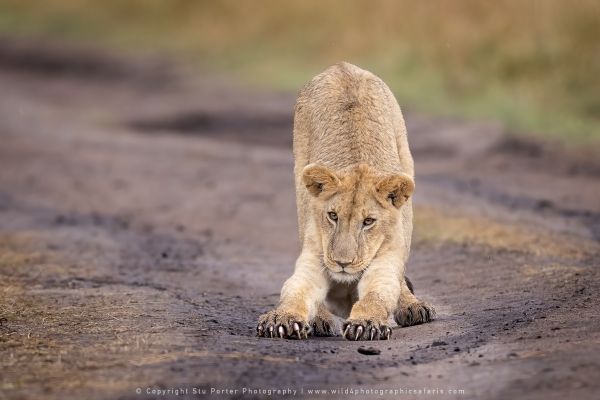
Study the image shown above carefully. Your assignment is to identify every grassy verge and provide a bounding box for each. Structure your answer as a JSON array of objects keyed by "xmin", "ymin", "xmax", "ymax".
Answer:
[{"xmin": 0, "ymin": 0, "xmax": 598, "ymax": 142}]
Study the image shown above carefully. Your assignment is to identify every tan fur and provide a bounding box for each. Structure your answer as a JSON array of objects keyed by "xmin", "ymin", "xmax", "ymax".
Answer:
[{"xmin": 257, "ymin": 62, "xmax": 435, "ymax": 341}]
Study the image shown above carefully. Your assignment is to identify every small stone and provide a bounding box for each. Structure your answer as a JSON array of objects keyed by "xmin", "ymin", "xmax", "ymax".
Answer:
[{"xmin": 357, "ymin": 346, "xmax": 381, "ymax": 355}]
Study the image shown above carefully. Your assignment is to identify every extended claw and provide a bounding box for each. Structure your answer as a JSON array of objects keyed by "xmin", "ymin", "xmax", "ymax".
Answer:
[
  {"xmin": 269, "ymin": 326, "xmax": 274, "ymax": 338},
  {"xmin": 293, "ymin": 322, "xmax": 301, "ymax": 339},
  {"xmin": 278, "ymin": 325, "xmax": 285, "ymax": 338},
  {"xmin": 384, "ymin": 327, "xmax": 392, "ymax": 340},
  {"xmin": 342, "ymin": 324, "xmax": 350, "ymax": 339},
  {"xmin": 370, "ymin": 328, "xmax": 376, "ymax": 341},
  {"xmin": 257, "ymin": 324, "xmax": 264, "ymax": 336},
  {"xmin": 355, "ymin": 325, "xmax": 364, "ymax": 340}
]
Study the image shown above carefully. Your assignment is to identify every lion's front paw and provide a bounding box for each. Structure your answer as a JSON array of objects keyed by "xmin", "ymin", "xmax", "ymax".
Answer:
[
  {"xmin": 257, "ymin": 309, "xmax": 310, "ymax": 339},
  {"xmin": 394, "ymin": 301, "xmax": 436, "ymax": 327},
  {"xmin": 342, "ymin": 319, "xmax": 392, "ymax": 341}
]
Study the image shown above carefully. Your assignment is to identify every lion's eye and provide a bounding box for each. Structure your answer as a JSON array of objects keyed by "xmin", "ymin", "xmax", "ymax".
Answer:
[
  {"xmin": 363, "ymin": 218, "xmax": 375, "ymax": 226},
  {"xmin": 328, "ymin": 211, "xmax": 338, "ymax": 221}
]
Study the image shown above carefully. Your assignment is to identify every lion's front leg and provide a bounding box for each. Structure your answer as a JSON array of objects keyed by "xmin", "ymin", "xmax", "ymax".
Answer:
[
  {"xmin": 257, "ymin": 253, "xmax": 328, "ymax": 340},
  {"xmin": 343, "ymin": 257, "xmax": 401, "ymax": 341}
]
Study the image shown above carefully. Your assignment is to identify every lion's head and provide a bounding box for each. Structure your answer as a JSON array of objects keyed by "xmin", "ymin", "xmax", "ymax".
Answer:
[{"xmin": 302, "ymin": 163, "xmax": 414, "ymax": 283}]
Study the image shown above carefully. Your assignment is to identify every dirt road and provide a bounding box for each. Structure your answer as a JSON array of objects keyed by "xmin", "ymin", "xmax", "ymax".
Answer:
[{"xmin": 1, "ymin": 38, "xmax": 599, "ymax": 400}]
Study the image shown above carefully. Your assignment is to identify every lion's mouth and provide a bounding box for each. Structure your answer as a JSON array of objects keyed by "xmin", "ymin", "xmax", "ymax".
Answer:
[
  {"xmin": 322, "ymin": 259, "xmax": 366, "ymax": 276},
  {"xmin": 326, "ymin": 268, "xmax": 365, "ymax": 283}
]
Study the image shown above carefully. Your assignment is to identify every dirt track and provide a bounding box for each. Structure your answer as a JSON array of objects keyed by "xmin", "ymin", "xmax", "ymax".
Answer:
[{"xmin": 1, "ymin": 38, "xmax": 599, "ymax": 400}]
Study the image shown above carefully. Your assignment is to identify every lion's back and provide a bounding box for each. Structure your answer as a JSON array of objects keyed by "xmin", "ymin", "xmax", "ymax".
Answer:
[{"xmin": 293, "ymin": 62, "xmax": 408, "ymax": 175}]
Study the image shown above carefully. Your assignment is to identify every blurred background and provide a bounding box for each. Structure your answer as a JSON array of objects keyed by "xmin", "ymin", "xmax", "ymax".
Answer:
[
  {"xmin": 0, "ymin": 0, "xmax": 598, "ymax": 142},
  {"xmin": 2, "ymin": 3, "xmax": 600, "ymax": 398}
]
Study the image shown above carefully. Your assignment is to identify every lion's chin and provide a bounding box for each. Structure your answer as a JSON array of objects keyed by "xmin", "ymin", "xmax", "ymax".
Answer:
[{"xmin": 327, "ymin": 269, "xmax": 362, "ymax": 283}]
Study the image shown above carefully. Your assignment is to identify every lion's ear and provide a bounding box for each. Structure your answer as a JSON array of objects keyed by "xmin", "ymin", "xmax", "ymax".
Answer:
[
  {"xmin": 375, "ymin": 173, "xmax": 415, "ymax": 208},
  {"xmin": 302, "ymin": 164, "xmax": 340, "ymax": 197}
]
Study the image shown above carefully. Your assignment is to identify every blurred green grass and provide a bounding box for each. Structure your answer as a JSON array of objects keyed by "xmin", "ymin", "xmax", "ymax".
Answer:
[{"xmin": 1, "ymin": 0, "xmax": 599, "ymax": 142}]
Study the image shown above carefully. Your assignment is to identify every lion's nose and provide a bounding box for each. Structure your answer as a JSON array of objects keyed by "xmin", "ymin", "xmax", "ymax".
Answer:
[{"xmin": 336, "ymin": 261, "xmax": 350, "ymax": 269}]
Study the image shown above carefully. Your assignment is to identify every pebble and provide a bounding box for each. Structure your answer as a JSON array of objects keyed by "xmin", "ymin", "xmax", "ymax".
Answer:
[{"xmin": 357, "ymin": 346, "xmax": 381, "ymax": 355}]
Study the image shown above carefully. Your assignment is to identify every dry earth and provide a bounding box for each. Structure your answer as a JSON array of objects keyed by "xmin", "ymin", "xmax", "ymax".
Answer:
[{"xmin": 1, "ymin": 37, "xmax": 599, "ymax": 400}]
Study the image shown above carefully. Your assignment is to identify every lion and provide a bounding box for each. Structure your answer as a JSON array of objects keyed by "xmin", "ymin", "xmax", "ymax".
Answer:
[{"xmin": 257, "ymin": 62, "xmax": 435, "ymax": 341}]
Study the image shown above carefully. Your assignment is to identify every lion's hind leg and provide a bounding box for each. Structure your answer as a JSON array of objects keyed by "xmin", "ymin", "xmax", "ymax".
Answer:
[
  {"xmin": 310, "ymin": 303, "xmax": 339, "ymax": 337},
  {"xmin": 394, "ymin": 276, "xmax": 436, "ymax": 327}
]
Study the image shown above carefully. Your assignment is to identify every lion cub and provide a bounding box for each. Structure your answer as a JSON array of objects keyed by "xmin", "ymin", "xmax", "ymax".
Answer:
[{"xmin": 257, "ymin": 62, "xmax": 435, "ymax": 341}]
